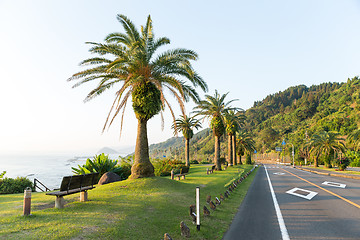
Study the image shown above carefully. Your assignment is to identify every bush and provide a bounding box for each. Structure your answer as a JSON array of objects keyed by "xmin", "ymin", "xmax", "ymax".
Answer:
[
  {"xmin": 190, "ymin": 160, "xmax": 199, "ymax": 164},
  {"xmin": 0, "ymin": 171, "xmax": 5, "ymax": 180},
  {"xmin": 0, "ymin": 176, "xmax": 34, "ymax": 194},
  {"xmin": 152, "ymin": 159, "xmax": 187, "ymax": 176},
  {"xmin": 116, "ymin": 156, "xmax": 133, "ymax": 180},
  {"xmin": 72, "ymin": 153, "xmax": 121, "ymax": 181},
  {"xmin": 346, "ymin": 150, "xmax": 360, "ymax": 167},
  {"xmin": 335, "ymin": 157, "xmax": 350, "ymax": 170}
]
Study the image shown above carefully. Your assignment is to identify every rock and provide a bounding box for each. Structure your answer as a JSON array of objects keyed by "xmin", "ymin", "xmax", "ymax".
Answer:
[
  {"xmin": 226, "ymin": 190, "xmax": 230, "ymax": 196},
  {"xmin": 191, "ymin": 212, "xmax": 197, "ymax": 224},
  {"xmin": 98, "ymin": 172, "xmax": 122, "ymax": 185},
  {"xmin": 215, "ymin": 197, "xmax": 221, "ymax": 205},
  {"xmin": 189, "ymin": 204, "xmax": 196, "ymax": 215},
  {"xmin": 220, "ymin": 194, "xmax": 225, "ymax": 201},
  {"xmin": 209, "ymin": 200, "xmax": 216, "ymax": 210},
  {"xmin": 203, "ymin": 205, "xmax": 210, "ymax": 216},
  {"xmin": 164, "ymin": 233, "xmax": 172, "ymax": 240},
  {"xmin": 229, "ymin": 187, "xmax": 233, "ymax": 192},
  {"xmin": 206, "ymin": 195, "xmax": 211, "ymax": 203},
  {"xmin": 224, "ymin": 191, "xmax": 229, "ymax": 198},
  {"xmin": 180, "ymin": 221, "xmax": 190, "ymax": 238}
]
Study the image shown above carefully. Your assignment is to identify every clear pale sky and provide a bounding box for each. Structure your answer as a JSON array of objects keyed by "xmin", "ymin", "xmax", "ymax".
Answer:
[{"xmin": 1, "ymin": 0, "xmax": 359, "ymax": 155}]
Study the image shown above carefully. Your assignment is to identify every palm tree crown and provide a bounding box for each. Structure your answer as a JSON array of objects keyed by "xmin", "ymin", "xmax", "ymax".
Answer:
[
  {"xmin": 193, "ymin": 90, "xmax": 238, "ymax": 170},
  {"xmin": 309, "ymin": 131, "xmax": 345, "ymax": 167},
  {"xmin": 68, "ymin": 14, "xmax": 207, "ymax": 178},
  {"xmin": 172, "ymin": 115, "xmax": 202, "ymax": 166}
]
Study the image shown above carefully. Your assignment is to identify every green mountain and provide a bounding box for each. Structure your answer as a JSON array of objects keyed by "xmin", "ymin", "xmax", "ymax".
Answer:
[
  {"xmin": 150, "ymin": 76, "xmax": 360, "ymax": 162},
  {"xmin": 246, "ymin": 76, "xmax": 360, "ymax": 154}
]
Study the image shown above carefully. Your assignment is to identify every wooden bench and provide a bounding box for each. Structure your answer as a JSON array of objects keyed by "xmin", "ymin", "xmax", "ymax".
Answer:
[
  {"xmin": 46, "ymin": 173, "xmax": 98, "ymax": 208},
  {"xmin": 174, "ymin": 173, "xmax": 187, "ymax": 180},
  {"xmin": 171, "ymin": 168, "xmax": 188, "ymax": 180},
  {"xmin": 207, "ymin": 165, "xmax": 216, "ymax": 174}
]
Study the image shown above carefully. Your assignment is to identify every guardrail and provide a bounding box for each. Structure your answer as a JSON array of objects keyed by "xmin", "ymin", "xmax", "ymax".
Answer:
[{"xmin": 34, "ymin": 178, "xmax": 51, "ymax": 192}]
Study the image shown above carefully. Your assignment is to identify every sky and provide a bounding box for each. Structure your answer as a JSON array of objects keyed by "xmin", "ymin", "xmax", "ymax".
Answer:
[{"xmin": 1, "ymin": 0, "xmax": 360, "ymax": 155}]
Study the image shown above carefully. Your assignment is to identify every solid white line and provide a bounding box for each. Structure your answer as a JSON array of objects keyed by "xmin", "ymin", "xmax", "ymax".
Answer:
[{"xmin": 264, "ymin": 167, "xmax": 290, "ymax": 240}]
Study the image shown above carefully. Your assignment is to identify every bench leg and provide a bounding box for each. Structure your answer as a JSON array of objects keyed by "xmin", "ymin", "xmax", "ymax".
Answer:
[
  {"xmin": 182, "ymin": 175, "xmax": 186, "ymax": 180},
  {"xmin": 55, "ymin": 196, "xmax": 65, "ymax": 209},
  {"xmin": 80, "ymin": 191, "xmax": 88, "ymax": 202},
  {"xmin": 177, "ymin": 176, "xmax": 180, "ymax": 180}
]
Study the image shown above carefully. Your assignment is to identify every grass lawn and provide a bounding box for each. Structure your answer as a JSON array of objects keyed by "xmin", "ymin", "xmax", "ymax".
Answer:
[
  {"xmin": 0, "ymin": 164, "xmax": 257, "ymax": 240},
  {"xmin": 306, "ymin": 166, "xmax": 360, "ymax": 175}
]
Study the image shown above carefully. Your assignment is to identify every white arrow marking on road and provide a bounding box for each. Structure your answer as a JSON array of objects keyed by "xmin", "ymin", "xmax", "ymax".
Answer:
[
  {"xmin": 286, "ymin": 187, "xmax": 318, "ymax": 200},
  {"xmin": 273, "ymin": 172, "xmax": 285, "ymax": 175},
  {"xmin": 322, "ymin": 181, "xmax": 346, "ymax": 188}
]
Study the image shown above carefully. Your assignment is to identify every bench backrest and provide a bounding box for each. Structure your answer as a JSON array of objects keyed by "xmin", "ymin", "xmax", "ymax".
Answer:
[{"xmin": 60, "ymin": 173, "xmax": 99, "ymax": 192}]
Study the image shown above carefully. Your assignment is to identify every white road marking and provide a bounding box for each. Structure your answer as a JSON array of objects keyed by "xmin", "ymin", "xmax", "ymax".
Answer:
[
  {"xmin": 322, "ymin": 181, "xmax": 346, "ymax": 188},
  {"xmin": 264, "ymin": 167, "xmax": 290, "ymax": 240},
  {"xmin": 286, "ymin": 187, "xmax": 318, "ymax": 200},
  {"xmin": 273, "ymin": 172, "xmax": 285, "ymax": 175}
]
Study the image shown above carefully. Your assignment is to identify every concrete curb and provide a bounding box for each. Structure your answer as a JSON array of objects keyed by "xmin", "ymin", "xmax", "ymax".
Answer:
[{"xmin": 296, "ymin": 167, "xmax": 360, "ymax": 180}]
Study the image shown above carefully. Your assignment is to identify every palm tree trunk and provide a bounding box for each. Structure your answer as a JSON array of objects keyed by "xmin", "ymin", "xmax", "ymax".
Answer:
[
  {"xmin": 185, "ymin": 138, "xmax": 190, "ymax": 166},
  {"xmin": 214, "ymin": 135, "xmax": 222, "ymax": 170},
  {"xmin": 314, "ymin": 153, "xmax": 319, "ymax": 167},
  {"xmin": 130, "ymin": 118, "xmax": 155, "ymax": 179},
  {"xmin": 232, "ymin": 135, "xmax": 237, "ymax": 165},
  {"xmin": 228, "ymin": 134, "xmax": 233, "ymax": 165}
]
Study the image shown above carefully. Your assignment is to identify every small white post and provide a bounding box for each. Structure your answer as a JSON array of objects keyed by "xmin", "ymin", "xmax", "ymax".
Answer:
[{"xmin": 196, "ymin": 187, "xmax": 200, "ymax": 230}]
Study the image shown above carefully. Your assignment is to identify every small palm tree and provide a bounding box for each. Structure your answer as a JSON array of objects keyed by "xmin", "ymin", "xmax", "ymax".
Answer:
[
  {"xmin": 236, "ymin": 131, "xmax": 256, "ymax": 164},
  {"xmin": 69, "ymin": 14, "xmax": 207, "ymax": 179},
  {"xmin": 224, "ymin": 110, "xmax": 245, "ymax": 165},
  {"xmin": 348, "ymin": 128, "xmax": 360, "ymax": 151},
  {"xmin": 193, "ymin": 91, "xmax": 238, "ymax": 170},
  {"xmin": 309, "ymin": 131, "xmax": 346, "ymax": 167},
  {"xmin": 172, "ymin": 115, "xmax": 202, "ymax": 166}
]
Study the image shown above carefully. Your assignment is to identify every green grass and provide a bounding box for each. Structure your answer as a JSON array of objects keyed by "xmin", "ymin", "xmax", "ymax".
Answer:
[
  {"xmin": 306, "ymin": 166, "xmax": 360, "ymax": 175},
  {"xmin": 0, "ymin": 164, "xmax": 257, "ymax": 240}
]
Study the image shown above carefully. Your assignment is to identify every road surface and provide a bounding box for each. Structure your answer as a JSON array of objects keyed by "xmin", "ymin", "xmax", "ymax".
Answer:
[{"xmin": 223, "ymin": 164, "xmax": 360, "ymax": 240}]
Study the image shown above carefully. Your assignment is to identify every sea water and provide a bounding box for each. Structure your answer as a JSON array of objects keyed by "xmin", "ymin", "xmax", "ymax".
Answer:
[{"xmin": 0, "ymin": 153, "xmax": 123, "ymax": 190}]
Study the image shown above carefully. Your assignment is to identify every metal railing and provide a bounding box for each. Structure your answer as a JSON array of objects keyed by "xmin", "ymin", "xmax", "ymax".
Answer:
[{"xmin": 34, "ymin": 178, "xmax": 51, "ymax": 192}]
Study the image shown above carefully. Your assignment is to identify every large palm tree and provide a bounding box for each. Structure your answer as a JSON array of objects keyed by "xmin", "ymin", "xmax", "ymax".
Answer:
[
  {"xmin": 193, "ymin": 91, "xmax": 237, "ymax": 170},
  {"xmin": 236, "ymin": 131, "xmax": 256, "ymax": 164},
  {"xmin": 348, "ymin": 128, "xmax": 360, "ymax": 151},
  {"xmin": 309, "ymin": 131, "xmax": 346, "ymax": 167},
  {"xmin": 172, "ymin": 115, "xmax": 201, "ymax": 166},
  {"xmin": 224, "ymin": 110, "xmax": 245, "ymax": 165},
  {"xmin": 68, "ymin": 14, "xmax": 207, "ymax": 179}
]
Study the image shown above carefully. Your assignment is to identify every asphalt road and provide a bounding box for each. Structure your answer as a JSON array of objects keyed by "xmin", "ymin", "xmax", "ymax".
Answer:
[{"xmin": 223, "ymin": 165, "xmax": 360, "ymax": 240}]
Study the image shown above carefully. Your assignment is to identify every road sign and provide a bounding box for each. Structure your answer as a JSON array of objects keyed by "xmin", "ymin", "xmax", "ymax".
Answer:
[
  {"xmin": 275, "ymin": 147, "xmax": 282, "ymax": 152},
  {"xmin": 254, "ymin": 150, "xmax": 257, "ymax": 154},
  {"xmin": 282, "ymin": 140, "xmax": 286, "ymax": 145}
]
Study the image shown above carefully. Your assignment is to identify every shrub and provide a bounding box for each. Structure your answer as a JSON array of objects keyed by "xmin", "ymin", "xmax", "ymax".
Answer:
[
  {"xmin": 116, "ymin": 156, "xmax": 133, "ymax": 180},
  {"xmin": 0, "ymin": 171, "xmax": 5, "ymax": 180},
  {"xmin": 72, "ymin": 153, "xmax": 121, "ymax": 181},
  {"xmin": 346, "ymin": 150, "xmax": 360, "ymax": 167},
  {"xmin": 152, "ymin": 159, "xmax": 187, "ymax": 176},
  {"xmin": 0, "ymin": 176, "xmax": 34, "ymax": 194},
  {"xmin": 335, "ymin": 157, "xmax": 350, "ymax": 170},
  {"xmin": 190, "ymin": 160, "xmax": 199, "ymax": 164}
]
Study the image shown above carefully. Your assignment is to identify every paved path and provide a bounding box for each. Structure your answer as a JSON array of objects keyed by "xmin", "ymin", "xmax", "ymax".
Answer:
[{"xmin": 223, "ymin": 165, "xmax": 360, "ymax": 240}]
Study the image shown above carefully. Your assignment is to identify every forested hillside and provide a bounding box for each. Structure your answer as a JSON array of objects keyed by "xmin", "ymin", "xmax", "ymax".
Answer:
[
  {"xmin": 246, "ymin": 76, "xmax": 360, "ymax": 154},
  {"xmin": 150, "ymin": 76, "xmax": 360, "ymax": 164}
]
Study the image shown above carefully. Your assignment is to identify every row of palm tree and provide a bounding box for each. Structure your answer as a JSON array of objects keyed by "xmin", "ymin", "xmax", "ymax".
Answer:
[
  {"xmin": 300, "ymin": 129, "xmax": 360, "ymax": 167},
  {"xmin": 69, "ymin": 14, "xmax": 255, "ymax": 178}
]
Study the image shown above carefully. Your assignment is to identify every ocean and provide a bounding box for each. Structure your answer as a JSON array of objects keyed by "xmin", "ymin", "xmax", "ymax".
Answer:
[{"xmin": 0, "ymin": 153, "xmax": 124, "ymax": 190}]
